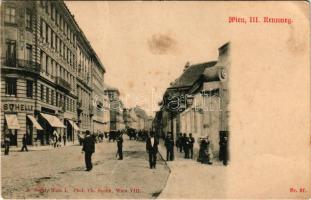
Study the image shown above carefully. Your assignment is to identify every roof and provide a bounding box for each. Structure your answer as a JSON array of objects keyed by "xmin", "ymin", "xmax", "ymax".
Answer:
[
  {"xmin": 63, "ymin": 2, "xmax": 105, "ymax": 72},
  {"xmin": 134, "ymin": 107, "xmax": 148, "ymax": 119},
  {"xmin": 103, "ymin": 83, "xmax": 119, "ymax": 92},
  {"xmin": 169, "ymin": 61, "xmax": 217, "ymax": 89}
]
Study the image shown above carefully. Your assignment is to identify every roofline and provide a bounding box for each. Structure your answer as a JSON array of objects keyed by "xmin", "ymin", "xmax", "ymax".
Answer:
[{"xmin": 62, "ymin": 1, "xmax": 106, "ymax": 73}]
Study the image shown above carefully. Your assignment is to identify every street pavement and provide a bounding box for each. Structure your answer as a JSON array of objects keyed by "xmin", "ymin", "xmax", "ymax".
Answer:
[
  {"xmin": 157, "ymin": 140, "xmax": 228, "ymax": 199},
  {"xmin": 157, "ymin": 140, "xmax": 311, "ymax": 199},
  {"xmin": 1, "ymin": 139, "xmax": 170, "ymax": 199}
]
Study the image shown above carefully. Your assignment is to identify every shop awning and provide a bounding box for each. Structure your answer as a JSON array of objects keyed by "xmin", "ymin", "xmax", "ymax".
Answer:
[
  {"xmin": 41, "ymin": 113, "xmax": 66, "ymax": 128},
  {"xmin": 68, "ymin": 120, "xmax": 80, "ymax": 131},
  {"xmin": 27, "ymin": 115, "xmax": 43, "ymax": 130},
  {"xmin": 5, "ymin": 114, "xmax": 20, "ymax": 130}
]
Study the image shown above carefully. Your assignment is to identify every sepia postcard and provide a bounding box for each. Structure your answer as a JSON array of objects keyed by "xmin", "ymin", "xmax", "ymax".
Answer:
[{"xmin": 0, "ymin": 1, "xmax": 310, "ymax": 199}]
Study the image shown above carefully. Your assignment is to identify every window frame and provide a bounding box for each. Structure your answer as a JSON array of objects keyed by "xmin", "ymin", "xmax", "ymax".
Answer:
[
  {"xmin": 26, "ymin": 80, "xmax": 33, "ymax": 98},
  {"xmin": 4, "ymin": 6, "xmax": 16, "ymax": 24},
  {"xmin": 25, "ymin": 8, "xmax": 32, "ymax": 31},
  {"xmin": 5, "ymin": 78, "xmax": 17, "ymax": 97}
]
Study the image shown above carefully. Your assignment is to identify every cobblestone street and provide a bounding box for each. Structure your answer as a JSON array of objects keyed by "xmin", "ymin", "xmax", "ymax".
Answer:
[{"xmin": 1, "ymin": 139, "xmax": 170, "ymax": 199}]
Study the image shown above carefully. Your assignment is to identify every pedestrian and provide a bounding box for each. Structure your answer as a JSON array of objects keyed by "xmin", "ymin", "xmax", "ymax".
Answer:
[
  {"xmin": 82, "ymin": 130, "xmax": 95, "ymax": 171},
  {"xmin": 164, "ymin": 133, "xmax": 174, "ymax": 161},
  {"xmin": 198, "ymin": 137, "xmax": 213, "ymax": 164},
  {"xmin": 175, "ymin": 134, "xmax": 180, "ymax": 152},
  {"xmin": 116, "ymin": 133, "xmax": 123, "ymax": 160},
  {"xmin": 220, "ymin": 136, "xmax": 228, "ymax": 166},
  {"xmin": 53, "ymin": 129, "xmax": 58, "ymax": 148},
  {"xmin": 183, "ymin": 133, "xmax": 189, "ymax": 158},
  {"xmin": 188, "ymin": 133, "xmax": 195, "ymax": 159},
  {"xmin": 21, "ymin": 134, "xmax": 28, "ymax": 152},
  {"xmin": 146, "ymin": 131, "xmax": 158, "ymax": 169},
  {"xmin": 63, "ymin": 134, "xmax": 66, "ymax": 146},
  {"xmin": 179, "ymin": 133, "xmax": 183, "ymax": 153},
  {"xmin": 4, "ymin": 134, "xmax": 10, "ymax": 155}
]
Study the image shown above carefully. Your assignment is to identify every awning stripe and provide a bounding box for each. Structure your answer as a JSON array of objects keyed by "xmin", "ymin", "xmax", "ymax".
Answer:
[
  {"xmin": 41, "ymin": 113, "xmax": 66, "ymax": 128},
  {"xmin": 68, "ymin": 120, "xmax": 80, "ymax": 131},
  {"xmin": 27, "ymin": 115, "xmax": 43, "ymax": 130},
  {"xmin": 5, "ymin": 114, "xmax": 20, "ymax": 130}
]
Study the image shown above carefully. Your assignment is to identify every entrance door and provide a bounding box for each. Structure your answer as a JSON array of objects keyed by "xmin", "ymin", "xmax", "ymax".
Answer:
[
  {"xmin": 9, "ymin": 129, "xmax": 17, "ymax": 146},
  {"xmin": 66, "ymin": 120, "xmax": 73, "ymax": 142}
]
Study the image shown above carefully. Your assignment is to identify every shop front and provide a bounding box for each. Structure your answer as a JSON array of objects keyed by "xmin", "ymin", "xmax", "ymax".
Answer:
[
  {"xmin": 65, "ymin": 119, "xmax": 80, "ymax": 144},
  {"xmin": 38, "ymin": 113, "xmax": 66, "ymax": 145}
]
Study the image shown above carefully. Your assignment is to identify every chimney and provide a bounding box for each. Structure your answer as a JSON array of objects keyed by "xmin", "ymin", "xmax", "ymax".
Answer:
[
  {"xmin": 185, "ymin": 61, "xmax": 190, "ymax": 69},
  {"xmin": 184, "ymin": 61, "xmax": 190, "ymax": 71}
]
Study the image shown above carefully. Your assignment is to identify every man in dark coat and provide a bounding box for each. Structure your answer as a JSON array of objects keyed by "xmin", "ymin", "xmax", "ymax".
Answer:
[
  {"xmin": 183, "ymin": 133, "xmax": 189, "ymax": 158},
  {"xmin": 21, "ymin": 134, "xmax": 28, "ymax": 152},
  {"xmin": 82, "ymin": 130, "xmax": 95, "ymax": 171},
  {"xmin": 178, "ymin": 133, "xmax": 183, "ymax": 153},
  {"xmin": 4, "ymin": 134, "xmax": 10, "ymax": 155},
  {"xmin": 116, "ymin": 133, "xmax": 123, "ymax": 160},
  {"xmin": 220, "ymin": 136, "xmax": 228, "ymax": 165},
  {"xmin": 146, "ymin": 132, "xmax": 158, "ymax": 169},
  {"xmin": 188, "ymin": 133, "xmax": 195, "ymax": 159},
  {"xmin": 164, "ymin": 133, "xmax": 174, "ymax": 161},
  {"xmin": 63, "ymin": 134, "xmax": 67, "ymax": 146}
]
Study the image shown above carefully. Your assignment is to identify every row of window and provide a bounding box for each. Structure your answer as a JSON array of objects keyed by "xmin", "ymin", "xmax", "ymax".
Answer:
[
  {"xmin": 5, "ymin": 78, "xmax": 33, "ymax": 98},
  {"xmin": 80, "ymin": 113, "xmax": 91, "ymax": 127},
  {"xmin": 40, "ymin": 84, "xmax": 75, "ymax": 112},
  {"xmin": 5, "ymin": 6, "xmax": 32, "ymax": 30},
  {"xmin": 77, "ymin": 85, "xmax": 91, "ymax": 109},
  {"xmin": 4, "ymin": 78, "xmax": 75, "ymax": 113},
  {"xmin": 40, "ymin": 18, "xmax": 75, "ymax": 68},
  {"xmin": 40, "ymin": 50, "xmax": 75, "ymax": 87},
  {"xmin": 40, "ymin": 1, "xmax": 76, "ymax": 46}
]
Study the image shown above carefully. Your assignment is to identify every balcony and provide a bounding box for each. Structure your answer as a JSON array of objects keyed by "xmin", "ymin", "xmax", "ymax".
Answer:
[
  {"xmin": 55, "ymin": 76, "xmax": 71, "ymax": 91},
  {"xmin": 1, "ymin": 58, "xmax": 40, "ymax": 73}
]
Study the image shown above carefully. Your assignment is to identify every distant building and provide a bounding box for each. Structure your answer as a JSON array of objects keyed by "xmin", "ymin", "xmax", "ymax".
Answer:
[
  {"xmin": 103, "ymin": 94, "xmax": 110, "ymax": 133},
  {"xmin": 104, "ymin": 84, "xmax": 124, "ymax": 131}
]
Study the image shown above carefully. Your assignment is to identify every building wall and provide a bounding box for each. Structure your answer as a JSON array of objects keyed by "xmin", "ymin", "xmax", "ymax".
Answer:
[{"xmin": 1, "ymin": 1, "xmax": 105, "ymax": 145}]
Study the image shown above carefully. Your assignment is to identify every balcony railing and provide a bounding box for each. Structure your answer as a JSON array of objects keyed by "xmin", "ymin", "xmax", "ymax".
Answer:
[
  {"xmin": 55, "ymin": 76, "xmax": 71, "ymax": 91},
  {"xmin": 1, "ymin": 58, "xmax": 40, "ymax": 73}
]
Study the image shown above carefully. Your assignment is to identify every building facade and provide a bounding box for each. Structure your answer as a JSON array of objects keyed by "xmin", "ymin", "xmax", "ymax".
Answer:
[
  {"xmin": 156, "ymin": 42, "xmax": 230, "ymax": 157},
  {"xmin": 102, "ymin": 94, "xmax": 110, "ymax": 133},
  {"xmin": 104, "ymin": 85, "xmax": 124, "ymax": 131},
  {"xmin": 1, "ymin": 1, "xmax": 105, "ymax": 146}
]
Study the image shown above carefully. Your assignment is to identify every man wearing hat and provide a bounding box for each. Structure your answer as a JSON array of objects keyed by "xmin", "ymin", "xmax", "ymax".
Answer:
[
  {"xmin": 82, "ymin": 130, "xmax": 95, "ymax": 171},
  {"xmin": 164, "ymin": 132, "xmax": 174, "ymax": 161},
  {"xmin": 146, "ymin": 131, "xmax": 159, "ymax": 169},
  {"xmin": 116, "ymin": 132, "xmax": 124, "ymax": 160}
]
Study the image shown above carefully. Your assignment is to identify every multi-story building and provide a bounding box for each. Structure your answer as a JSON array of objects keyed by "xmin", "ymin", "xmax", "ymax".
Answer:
[
  {"xmin": 156, "ymin": 42, "xmax": 230, "ymax": 157},
  {"xmin": 134, "ymin": 106, "xmax": 148, "ymax": 131},
  {"xmin": 123, "ymin": 108, "xmax": 138, "ymax": 130},
  {"xmin": 1, "ymin": 1, "xmax": 105, "ymax": 146},
  {"xmin": 104, "ymin": 84, "xmax": 124, "ymax": 131},
  {"xmin": 90, "ymin": 52, "xmax": 105, "ymax": 135},
  {"xmin": 102, "ymin": 94, "xmax": 110, "ymax": 133}
]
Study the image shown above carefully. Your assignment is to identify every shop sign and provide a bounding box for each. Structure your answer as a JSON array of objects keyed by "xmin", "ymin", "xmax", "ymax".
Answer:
[{"xmin": 2, "ymin": 103, "xmax": 34, "ymax": 112}]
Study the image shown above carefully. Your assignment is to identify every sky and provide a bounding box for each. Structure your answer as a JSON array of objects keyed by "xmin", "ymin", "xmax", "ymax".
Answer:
[{"xmin": 65, "ymin": 1, "xmax": 230, "ymax": 116}]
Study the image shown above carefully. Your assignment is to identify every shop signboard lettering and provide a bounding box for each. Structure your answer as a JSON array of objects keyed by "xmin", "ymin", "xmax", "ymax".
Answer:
[{"xmin": 2, "ymin": 103, "xmax": 33, "ymax": 112}]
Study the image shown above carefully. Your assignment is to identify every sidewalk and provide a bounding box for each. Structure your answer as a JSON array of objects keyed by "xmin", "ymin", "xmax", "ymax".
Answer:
[
  {"xmin": 1, "ymin": 142, "xmax": 80, "ymax": 154},
  {"xmin": 157, "ymin": 139, "xmax": 228, "ymax": 199}
]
